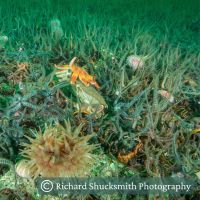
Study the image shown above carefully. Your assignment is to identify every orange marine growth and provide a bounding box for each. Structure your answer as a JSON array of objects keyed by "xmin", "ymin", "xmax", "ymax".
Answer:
[
  {"xmin": 55, "ymin": 57, "xmax": 100, "ymax": 89},
  {"xmin": 118, "ymin": 143, "xmax": 143, "ymax": 164}
]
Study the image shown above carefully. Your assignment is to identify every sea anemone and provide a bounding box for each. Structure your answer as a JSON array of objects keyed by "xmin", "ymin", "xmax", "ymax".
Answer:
[
  {"xmin": 158, "ymin": 90, "xmax": 175, "ymax": 103},
  {"xmin": 50, "ymin": 18, "xmax": 63, "ymax": 39},
  {"xmin": 127, "ymin": 55, "xmax": 145, "ymax": 70},
  {"xmin": 0, "ymin": 35, "xmax": 8, "ymax": 49},
  {"xmin": 0, "ymin": 35, "xmax": 8, "ymax": 42},
  {"xmin": 18, "ymin": 122, "xmax": 95, "ymax": 178}
]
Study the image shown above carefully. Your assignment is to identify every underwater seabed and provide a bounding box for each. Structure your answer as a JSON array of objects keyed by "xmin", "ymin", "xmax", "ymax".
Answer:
[{"xmin": 0, "ymin": 0, "xmax": 200, "ymax": 199}]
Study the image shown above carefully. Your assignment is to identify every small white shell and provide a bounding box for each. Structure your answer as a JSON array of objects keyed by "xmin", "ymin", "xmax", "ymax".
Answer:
[{"xmin": 15, "ymin": 160, "xmax": 33, "ymax": 179}]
